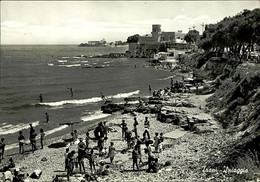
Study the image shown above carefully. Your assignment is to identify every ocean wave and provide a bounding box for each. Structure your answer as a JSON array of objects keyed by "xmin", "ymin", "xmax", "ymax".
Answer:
[
  {"xmin": 57, "ymin": 60, "xmax": 67, "ymax": 63},
  {"xmin": 81, "ymin": 111, "xmax": 110, "ymax": 122},
  {"xmin": 48, "ymin": 63, "xmax": 54, "ymax": 66},
  {"xmin": 39, "ymin": 97, "xmax": 102, "ymax": 107},
  {"xmin": 62, "ymin": 57, "xmax": 69, "ymax": 59},
  {"xmin": 39, "ymin": 90, "xmax": 140, "ymax": 107},
  {"xmin": 0, "ymin": 121, "xmax": 39, "ymax": 135},
  {"xmin": 111, "ymin": 90, "xmax": 140, "ymax": 99},
  {"xmin": 58, "ymin": 64, "xmax": 81, "ymax": 67}
]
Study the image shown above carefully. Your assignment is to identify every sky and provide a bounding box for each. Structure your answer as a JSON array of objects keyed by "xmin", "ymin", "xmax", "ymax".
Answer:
[{"xmin": 1, "ymin": 1, "xmax": 259, "ymax": 45}]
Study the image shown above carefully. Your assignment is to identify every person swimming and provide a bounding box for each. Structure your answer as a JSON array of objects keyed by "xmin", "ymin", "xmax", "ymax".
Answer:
[
  {"xmin": 67, "ymin": 88, "xmax": 73, "ymax": 98},
  {"xmin": 100, "ymin": 92, "xmax": 107, "ymax": 101},
  {"xmin": 39, "ymin": 93, "xmax": 43, "ymax": 102}
]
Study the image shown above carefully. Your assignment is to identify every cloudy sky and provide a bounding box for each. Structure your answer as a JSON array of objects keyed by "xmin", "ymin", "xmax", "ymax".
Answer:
[{"xmin": 1, "ymin": 1, "xmax": 259, "ymax": 44}]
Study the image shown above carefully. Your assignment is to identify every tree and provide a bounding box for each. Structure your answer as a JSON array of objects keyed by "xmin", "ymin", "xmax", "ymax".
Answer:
[
  {"xmin": 184, "ymin": 30, "xmax": 201, "ymax": 44},
  {"xmin": 127, "ymin": 34, "xmax": 140, "ymax": 43}
]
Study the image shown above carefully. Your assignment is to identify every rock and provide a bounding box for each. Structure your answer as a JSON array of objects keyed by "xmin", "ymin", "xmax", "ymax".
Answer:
[
  {"xmin": 101, "ymin": 103, "xmax": 125, "ymax": 114},
  {"xmin": 48, "ymin": 142, "xmax": 67, "ymax": 148},
  {"xmin": 164, "ymin": 161, "xmax": 172, "ymax": 166},
  {"xmin": 41, "ymin": 157, "xmax": 47, "ymax": 161},
  {"xmin": 30, "ymin": 170, "xmax": 42, "ymax": 179}
]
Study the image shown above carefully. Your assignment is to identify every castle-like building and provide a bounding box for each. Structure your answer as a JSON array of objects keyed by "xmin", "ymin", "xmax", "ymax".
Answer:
[
  {"xmin": 128, "ymin": 24, "xmax": 178, "ymax": 57},
  {"xmin": 138, "ymin": 24, "xmax": 175, "ymax": 44}
]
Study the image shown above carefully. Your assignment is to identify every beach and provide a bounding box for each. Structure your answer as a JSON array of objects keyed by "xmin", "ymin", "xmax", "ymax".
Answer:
[{"xmin": 0, "ymin": 69, "xmax": 238, "ymax": 181}]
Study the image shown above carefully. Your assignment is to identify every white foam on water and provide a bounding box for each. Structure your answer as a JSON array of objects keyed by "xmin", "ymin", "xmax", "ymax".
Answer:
[
  {"xmin": 39, "ymin": 97, "xmax": 102, "ymax": 107},
  {"xmin": 81, "ymin": 61, "xmax": 88, "ymax": 63},
  {"xmin": 110, "ymin": 90, "xmax": 140, "ymax": 99},
  {"xmin": 48, "ymin": 63, "xmax": 54, "ymax": 66},
  {"xmin": 81, "ymin": 111, "xmax": 110, "ymax": 122},
  {"xmin": 62, "ymin": 57, "xmax": 69, "ymax": 59},
  {"xmin": 0, "ymin": 121, "xmax": 39, "ymax": 135},
  {"xmin": 59, "ymin": 64, "xmax": 81, "ymax": 67},
  {"xmin": 57, "ymin": 60, "xmax": 67, "ymax": 63},
  {"xmin": 39, "ymin": 90, "xmax": 140, "ymax": 107}
]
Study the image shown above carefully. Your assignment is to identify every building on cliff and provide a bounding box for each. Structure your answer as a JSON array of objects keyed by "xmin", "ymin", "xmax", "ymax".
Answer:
[{"xmin": 128, "ymin": 24, "xmax": 181, "ymax": 58}]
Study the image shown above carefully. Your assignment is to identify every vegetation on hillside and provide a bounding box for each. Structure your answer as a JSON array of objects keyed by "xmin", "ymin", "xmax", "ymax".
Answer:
[{"xmin": 198, "ymin": 8, "xmax": 260, "ymax": 61}]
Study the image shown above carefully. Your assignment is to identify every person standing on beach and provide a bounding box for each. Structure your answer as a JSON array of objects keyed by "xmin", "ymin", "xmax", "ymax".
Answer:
[
  {"xmin": 153, "ymin": 133, "xmax": 159, "ymax": 153},
  {"xmin": 30, "ymin": 129, "xmax": 37, "ymax": 152},
  {"xmin": 77, "ymin": 151, "xmax": 85, "ymax": 174},
  {"xmin": 132, "ymin": 145, "xmax": 140, "ymax": 171},
  {"xmin": 64, "ymin": 148, "xmax": 70, "ymax": 172},
  {"xmin": 39, "ymin": 93, "xmax": 43, "ymax": 103},
  {"xmin": 89, "ymin": 148, "xmax": 96, "ymax": 173},
  {"xmin": 78, "ymin": 138, "xmax": 86, "ymax": 156},
  {"xmin": 120, "ymin": 120, "xmax": 127, "ymax": 140},
  {"xmin": 29, "ymin": 123, "xmax": 34, "ymax": 139},
  {"xmin": 159, "ymin": 133, "xmax": 164, "ymax": 152},
  {"xmin": 18, "ymin": 131, "xmax": 25, "ymax": 154},
  {"xmin": 136, "ymin": 136, "xmax": 143, "ymax": 164},
  {"xmin": 133, "ymin": 117, "xmax": 139, "ymax": 138},
  {"xmin": 0, "ymin": 138, "xmax": 5, "ymax": 160},
  {"xmin": 85, "ymin": 132, "xmax": 90, "ymax": 151},
  {"xmin": 66, "ymin": 152, "xmax": 73, "ymax": 181},
  {"xmin": 45, "ymin": 113, "xmax": 49, "ymax": 123},
  {"xmin": 143, "ymin": 117, "xmax": 150, "ymax": 139},
  {"xmin": 40, "ymin": 128, "xmax": 45, "ymax": 149},
  {"xmin": 103, "ymin": 121, "xmax": 109, "ymax": 138},
  {"xmin": 108, "ymin": 142, "xmax": 116, "ymax": 164},
  {"xmin": 125, "ymin": 127, "xmax": 132, "ymax": 149}
]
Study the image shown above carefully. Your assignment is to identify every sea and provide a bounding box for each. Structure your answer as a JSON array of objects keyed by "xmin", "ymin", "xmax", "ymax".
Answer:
[{"xmin": 0, "ymin": 45, "xmax": 178, "ymax": 150}]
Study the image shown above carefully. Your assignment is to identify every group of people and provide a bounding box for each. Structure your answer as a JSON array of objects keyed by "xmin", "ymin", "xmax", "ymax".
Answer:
[
  {"xmin": 17, "ymin": 124, "xmax": 45, "ymax": 154},
  {"xmin": 119, "ymin": 116, "xmax": 164, "ymax": 171},
  {"xmin": 63, "ymin": 116, "xmax": 165, "ymax": 180}
]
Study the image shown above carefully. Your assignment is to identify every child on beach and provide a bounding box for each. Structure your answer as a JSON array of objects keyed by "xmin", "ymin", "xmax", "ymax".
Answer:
[
  {"xmin": 108, "ymin": 142, "xmax": 116, "ymax": 164},
  {"xmin": 40, "ymin": 128, "xmax": 45, "ymax": 149},
  {"xmin": 159, "ymin": 133, "xmax": 164, "ymax": 152},
  {"xmin": 64, "ymin": 148, "xmax": 70, "ymax": 171},
  {"xmin": 18, "ymin": 131, "xmax": 25, "ymax": 154}
]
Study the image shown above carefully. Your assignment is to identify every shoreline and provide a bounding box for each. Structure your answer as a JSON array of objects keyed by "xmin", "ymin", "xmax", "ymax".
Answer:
[{"xmin": 0, "ymin": 68, "xmax": 242, "ymax": 182}]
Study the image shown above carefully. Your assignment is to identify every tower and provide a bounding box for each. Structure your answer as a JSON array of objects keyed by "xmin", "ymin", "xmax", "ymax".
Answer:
[{"xmin": 151, "ymin": 24, "xmax": 161, "ymax": 42}]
